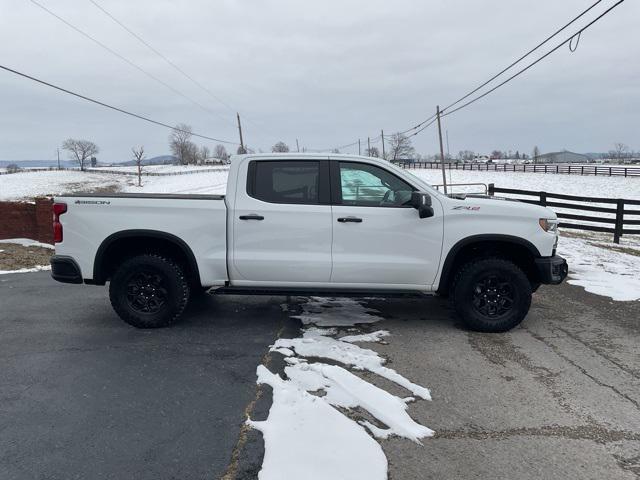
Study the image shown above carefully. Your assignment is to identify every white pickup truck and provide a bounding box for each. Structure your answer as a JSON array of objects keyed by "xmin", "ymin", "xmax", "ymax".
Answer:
[{"xmin": 50, "ymin": 154, "xmax": 567, "ymax": 332}]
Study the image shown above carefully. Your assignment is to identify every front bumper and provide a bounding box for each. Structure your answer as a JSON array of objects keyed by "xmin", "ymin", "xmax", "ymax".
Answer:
[
  {"xmin": 535, "ymin": 255, "xmax": 568, "ymax": 285},
  {"xmin": 50, "ymin": 255, "xmax": 83, "ymax": 284}
]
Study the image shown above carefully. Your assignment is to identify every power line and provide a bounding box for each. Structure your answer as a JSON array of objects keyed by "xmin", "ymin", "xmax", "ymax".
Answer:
[
  {"xmin": 440, "ymin": 0, "xmax": 605, "ymax": 114},
  {"xmin": 392, "ymin": 0, "xmax": 616, "ymax": 142},
  {"xmin": 0, "ymin": 63, "xmax": 238, "ymax": 144},
  {"xmin": 28, "ymin": 0, "xmax": 235, "ymax": 128},
  {"xmin": 86, "ymin": 0, "xmax": 275, "ymax": 139},
  {"xmin": 442, "ymin": 0, "xmax": 625, "ymax": 118}
]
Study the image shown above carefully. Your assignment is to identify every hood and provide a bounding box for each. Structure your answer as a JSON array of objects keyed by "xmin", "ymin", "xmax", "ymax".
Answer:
[{"xmin": 443, "ymin": 195, "xmax": 557, "ymax": 219}]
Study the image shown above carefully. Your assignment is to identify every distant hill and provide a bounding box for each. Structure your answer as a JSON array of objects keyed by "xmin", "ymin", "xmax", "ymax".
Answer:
[
  {"xmin": 1, "ymin": 155, "xmax": 178, "ymax": 168},
  {"xmin": 0, "ymin": 159, "xmax": 76, "ymax": 168}
]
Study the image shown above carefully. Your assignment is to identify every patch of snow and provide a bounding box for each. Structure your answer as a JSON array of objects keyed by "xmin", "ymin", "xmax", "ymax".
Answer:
[
  {"xmin": 292, "ymin": 297, "xmax": 384, "ymax": 326},
  {"xmin": 247, "ymin": 365, "xmax": 388, "ymax": 480},
  {"xmin": 557, "ymin": 236, "xmax": 640, "ymax": 301},
  {"xmin": 0, "ymin": 238, "xmax": 55, "ymax": 249},
  {"xmin": 0, "ymin": 265, "xmax": 51, "ymax": 275},
  {"xmin": 273, "ymin": 328, "xmax": 431, "ymax": 400},
  {"xmin": 284, "ymin": 362, "xmax": 434, "ymax": 442},
  {"xmin": 340, "ymin": 330, "xmax": 390, "ymax": 343}
]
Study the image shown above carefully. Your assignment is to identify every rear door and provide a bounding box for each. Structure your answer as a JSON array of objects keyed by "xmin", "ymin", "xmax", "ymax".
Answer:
[
  {"xmin": 231, "ymin": 159, "xmax": 333, "ymax": 284},
  {"xmin": 330, "ymin": 160, "xmax": 443, "ymax": 287}
]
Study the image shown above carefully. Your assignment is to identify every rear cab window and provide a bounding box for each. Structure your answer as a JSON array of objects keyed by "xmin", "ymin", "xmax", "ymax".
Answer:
[{"xmin": 247, "ymin": 160, "xmax": 329, "ymax": 204}]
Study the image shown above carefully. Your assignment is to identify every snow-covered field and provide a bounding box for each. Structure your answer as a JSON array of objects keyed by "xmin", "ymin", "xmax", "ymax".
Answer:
[
  {"xmin": 405, "ymin": 167, "xmax": 640, "ymax": 199},
  {"xmin": 0, "ymin": 167, "xmax": 230, "ymax": 201},
  {"xmin": 90, "ymin": 164, "xmax": 227, "ymax": 174}
]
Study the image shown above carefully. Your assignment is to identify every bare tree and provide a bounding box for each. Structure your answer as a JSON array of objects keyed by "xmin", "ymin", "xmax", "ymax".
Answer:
[
  {"xmin": 62, "ymin": 139, "xmax": 99, "ymax": 171},
  {"xmin": 6, "ymin": 163, "xmax": 20, "ymax": 174},
  {"xmin": 331, "ymin": 148, "xmax": 340, "ymax": 154},
  {"xmin": 490, "ymin": 150, "xmax": 502, "ymax": 160},
  {"xmin": 610, "ymin": 142, "xmax": 629, "ymax": 162},
  {"xmin": 198, "ymin": 145, "xmax": 211, "ymax": 164},
  {"xmin": 387, "ymin": 133, "xmax": 415, "ymax": 161},
  {"xmin": 169, "ymin": 124, "xmax": 196, "ymax": 165},
  {"xmin": 132, "ymin": 146, "xmax": 145, "ymax": 187},
  {"xmin": 365, "ymin": 146, "xmax": 380, "ymax": 158},
  {"xmin": 532, "ymin": 146, "xmax": 540, "ymax": 164},
  {"xmin": 214, "ymin": 144, "xmax": 229, "ymax": 162},
  {"xmin": 272, "ymin": 141, "xmax": 290, "ymax": 153}
]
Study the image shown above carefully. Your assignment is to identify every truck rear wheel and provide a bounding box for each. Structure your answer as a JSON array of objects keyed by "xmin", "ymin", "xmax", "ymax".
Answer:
[
  {"xmin": 451, "ymin": 257, "xmax": 531, "ymax": 332},
  {"xmin": 109, "ymin": 254, "xmax": 190, "ymax": 328}
]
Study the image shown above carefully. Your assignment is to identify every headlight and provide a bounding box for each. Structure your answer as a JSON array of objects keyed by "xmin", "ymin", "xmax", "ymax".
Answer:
[{"xmin": 539, "ymin": 218, "xmax": 558, "ymax": 233}]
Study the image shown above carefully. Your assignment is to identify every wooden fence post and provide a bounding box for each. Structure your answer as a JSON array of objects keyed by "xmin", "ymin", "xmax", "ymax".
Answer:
[
  {"xmin": 614, "ymin": 199, "xmax": 624, "ymax": 244},
  {"xmin": 540, "ymin": 192, "xmax": 547, "ymax": 206},
  {"xmin": 488, "ymin": 183, "xmax": 495, "ymax": 196}
]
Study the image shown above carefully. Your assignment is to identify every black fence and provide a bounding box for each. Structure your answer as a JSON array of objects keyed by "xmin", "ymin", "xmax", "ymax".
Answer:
[
  {"xmin": 396, "ymin": 161, "xmax": 640, "ymax": 177},
  {"xmin": 487, "ymin": 184, "xmax": 640, "ymax": 243}
]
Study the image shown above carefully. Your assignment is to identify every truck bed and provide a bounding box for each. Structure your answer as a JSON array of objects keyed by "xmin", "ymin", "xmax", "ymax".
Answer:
[{"xmin": 54, "ymin": 193, "xmax": 229, "ymax": 286}]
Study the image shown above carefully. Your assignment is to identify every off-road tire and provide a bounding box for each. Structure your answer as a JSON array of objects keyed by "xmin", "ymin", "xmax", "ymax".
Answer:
[
  {"xmin": 109, "ymin": 254, "xmax": 190, "ymax": 328},
  {"xmin": 451, "ymin": 257, "xmax": 531, "ymax": 332}
]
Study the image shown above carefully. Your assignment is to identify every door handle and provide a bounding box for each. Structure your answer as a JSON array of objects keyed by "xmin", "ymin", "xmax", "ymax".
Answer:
[
  {"xmin": 337, "ymin": 216, "xmax": 362, "ymax": 223},
  {"xmin": 239, "ymin": 214, "xmax": 264, "ymax": 220}
]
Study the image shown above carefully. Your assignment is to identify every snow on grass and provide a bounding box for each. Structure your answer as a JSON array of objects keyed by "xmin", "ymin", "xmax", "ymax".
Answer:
[
  {"xmin": 0, "ymin": 238, "xmax": 54, "ymax": 249},
  {"xmin": 406, "ymin": 167, "xmax": 640, "ymax": 200},
  {"xmin": 0, "ymin": 265, "xmax": 51, "ymax": 275},
  {"xmin": 250, "ymin": 297, "xmax": 433, "ymax": 480},
  {"xmin": 0, "ymin": 167, "xmax": 231, "ymax": 200},
  {"xmin": 557, "ymin": 235, "xmax": 640, "ymax": 301},
  {"xmin": 247, "ymin": 365, "xmax": 388, "ymax": 480},
  {"xmin": 0, "ymin": 170, "xmax": 124, "ymax": 201},
  {"xmin": 122, "ymin": 170, "xmax": 228, "ymax": 195},
  {"xmin": 90, "ymin": 164, "xmax": 227, "ymax": 174}
]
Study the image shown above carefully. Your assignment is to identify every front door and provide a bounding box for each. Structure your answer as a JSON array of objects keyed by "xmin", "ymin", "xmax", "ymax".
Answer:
[
  {"xmin": 232, "ymin": 159, "xmax": 333, "ymax": 284},
  {"xmin": 330, "ymin": 160, "xmax": 443, "ymax": 288}
]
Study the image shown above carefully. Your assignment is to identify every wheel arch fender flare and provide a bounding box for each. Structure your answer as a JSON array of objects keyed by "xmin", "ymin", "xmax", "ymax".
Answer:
[
  {"xmin": 92, "ymin": 229, "xmax": 201, "ymax": 286},
  {"xmin": 437, "ymin": 234, "xmax": 541, "ymax": 295}
]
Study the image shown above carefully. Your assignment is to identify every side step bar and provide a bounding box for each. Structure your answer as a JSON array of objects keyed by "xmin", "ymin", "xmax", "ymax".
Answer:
[{"xmin": 209, "ymin": 286, "xmax": 431, "ymax": 298}]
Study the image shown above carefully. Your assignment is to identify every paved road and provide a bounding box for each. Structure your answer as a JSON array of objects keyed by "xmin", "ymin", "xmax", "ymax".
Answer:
[{"xmin": 0, "ymin": 271, "xmax": 296, "ymax": 480}]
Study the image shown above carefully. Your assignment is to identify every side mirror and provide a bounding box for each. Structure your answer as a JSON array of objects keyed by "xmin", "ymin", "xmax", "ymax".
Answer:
[{"xmin": 410, "ymin": 191, "xmax": 434, "ymax": 219}]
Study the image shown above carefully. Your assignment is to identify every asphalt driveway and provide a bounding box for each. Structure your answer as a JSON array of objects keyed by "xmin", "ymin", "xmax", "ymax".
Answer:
[{"xmin": 0, "ymin": 271, "xmax": 296, "ymax": 480}]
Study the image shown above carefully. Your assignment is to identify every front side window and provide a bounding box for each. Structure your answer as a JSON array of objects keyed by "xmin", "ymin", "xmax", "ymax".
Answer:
[
  {"xmin": 339, "ymin": 162, "xmax": 414, "ymax": 207},
  {"xmin": 249, "ymin": 161, "xmax": 320, "ymax": 204}
]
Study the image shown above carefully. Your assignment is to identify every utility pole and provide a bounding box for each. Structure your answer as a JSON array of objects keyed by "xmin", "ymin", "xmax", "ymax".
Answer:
[
  {"xmin": 296, "ymin": 138, "xmax": 300, "ymax": 152},
  {"xmin": 358, "ymin": 139, "xmax": 361, "ymax": 156},
  {"xmin": 367, "ymin": 137, "xmax": 371, "ymax": 156},
  {"xmin": 236, "ymin": 113, "xmax": 245, "ymax": 153},
  {"xmin": 56, "ymin": 148, "xmax": 60, "ymax": 169},
  {"xmin": 436, "ymin": 105, "xmax": 448, "ymax": 194},
  {"xmin": 446, "ymin": 130, "xmax": 450, "ymax": 158},
  {"xmin": 381, "ymin": 130, "xmax": 386, "ymax": 160}
]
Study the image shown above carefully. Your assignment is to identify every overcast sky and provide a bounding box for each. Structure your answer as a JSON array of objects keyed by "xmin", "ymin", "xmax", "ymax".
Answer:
[{"xmin": 1, "ymin": 0, "xmax": 638, "ymax": 162}]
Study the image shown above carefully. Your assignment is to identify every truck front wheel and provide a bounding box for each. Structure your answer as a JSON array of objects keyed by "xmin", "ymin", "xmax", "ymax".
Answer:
[
  {"xmin": 109, "ymin": 254, "xmax": 190, "ymax": 328},
  {"xmin": 451, "ymin": 257, "xmax": 532, "ymax": 332}
]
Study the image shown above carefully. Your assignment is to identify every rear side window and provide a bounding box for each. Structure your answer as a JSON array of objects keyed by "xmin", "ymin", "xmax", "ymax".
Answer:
[{"xmin": 248, "ymin": 161, "xmax": 321, "ymax": 204}]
